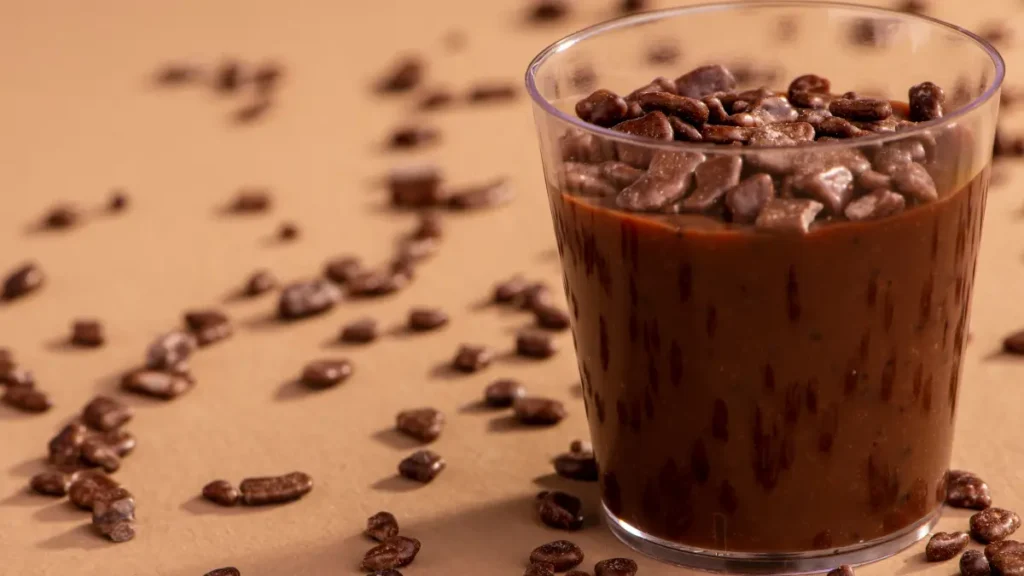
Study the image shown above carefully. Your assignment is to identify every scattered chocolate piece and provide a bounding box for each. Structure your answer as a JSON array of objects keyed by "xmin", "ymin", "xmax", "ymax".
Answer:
[
  {"xmin": 146, "ymin": 330, "xmax": 196, "ymax": 371},
  {"xmin": 726, "ymin": 173, "xmax": 775, "ymax": 224},
  {"xmin": 377, "ymin": 57, "xmax": 423, "ymax": 93},
  {"xmin": 616, "ymin": 150, "xmax": 704, "ymax": 211},
  {"xmin": 554, "ymin": 441, "xmax": 599, "ymax": 481},
  {"xmin": 575, "ymin": 90, "xmax": 629, "ymax": 127},
  {"xmin": 389, "ymin": 125, "xmax": 440, "ymax": 150},
  {"xmin": 396, "ymin": 408, "xmax": 445, "ymax": 443},
  {"xmin": 637, "ymin": 92, "xmax": 710, "ymax": 127},
  {"xmin": 341, "ymin": 317, "xmax": 378, "ymax": 344},
  {"xmin": 300, "ymin": 359, "xmax": 353, "ymax": 390},
  {"xmin": 157, "ymin": 63, "xmax": 201, "ymax": 85},
  {"xmin": 362, "ymin": 536, "xmax": 422, "ymax": 571},
  {"xmin": 69, "ymin": 471, "xmax": 128, "ymax": 511},
  {"xmin": 534, "ymin": 303, "xmax": 570, "ymax": 331},
  {"xmin": 278, "ymin": 279, "xmax": 342, "ymax": 320},
  {"xmin": 419, "ymin": 89, "xmax": 455, "ymax": 111},
  {"xmin": 244, "ymin": 269, "xmax": 277, "ymax": 296},
  {"xmin": 468, "ymin": 82, "xmax": 518, "ymax": 103},
  {"xmin": 92, "ymin": 493, "xmax": 136, "ymax": 542},
  {"xmin": 348, "ymin": 270, "xmax": 408, "ymax": 297},
  {"xmin": 411, "ymin": 211, "xmax": 443, "ymax": 240},
  {"xmin": 447, "ymin": 178, "xmax": 514, "ymax": 210},
  {"xmin": 594, "ymin": 558, "xmax": 638, "ymax": 576},
  {"xmin": 485, "ymin": 379, "xmax": 526, "ymax": 407},
  {"xmin": 254, "ymin": 62, "xmax": 283, "ymax": 94},
  {"xmin": 71, "ymin": 319, "xmax": 105, "ymax": 348},
  {"xmin": 755, "ymin": 198, "xmax": 824, "ymax": 234},
  {"xmin": 896, "ymin": 0, "xmax": 927, "ymax": 14},
  {"xmin": 971, "ymin": 508, "xmax": 1022, "ymax": 543},
  {"xmin": 121, "ymin": 368, "xmax": 193, "ymax": 400},
  {"xmin": 680, "ymin": 155, "xmax": 743, "ymax": 212},
  {"xmin": 2, "ymin": 386, "xmax": 51, "ymax": 413},
  {"xmin": 531, "ymin": 540, "xmax": 585, "ymax": 572},
  {"xmin": 536, "ymin": 491, "xmax": 584, "ymax": 530},
  {"xmin": 529, "ymin": 0, "xmax": 569, "ymax": 22},
  {"xmin": 947, "ymin": 470, "xmax": 993, "ymax": 509},
  {"xmin": 1, "ymin": 365, "xmax": 33, "ymax": 387},
  {"xmin": 515, "ymin": 397, "xmax": 567, "ymax": 426},
  {"xmin": 452, "ymin": 344, "xmax": 494, "ymax": 373},
  {"xmin": 891, "ymin": 162, "xmax": 938, "ymax": 202},
  {"xmin": 42, "ymin": 204, "xmax": 80, "ymax": 229},
  {"xmin": 526, "ymin": 564, "xmax": 556, "ymax": 576},
  {"xmin": 494, "ymin": 275, "xmax": 529, "ymax": 304},
  {"xmin": 185, "ymin": 309, "xmax": 232, "ymax": 347},
  {"xmin": 323, "ymin": 256, "xmax": 363, "ymax": 285},
  {"xmin": 408, "ymin": 308, "xmax": 449, "ymax": 332},
  {"xmin": 215, "ymin": 60, "xmax": 241, "ymax": 93},
  {"xmin": 825, "ymin": 567, "xmax": 854, "ymax": 576},
  {"xmin": 398, "ymin": 450, "xmax": 446, "ymax": 483},
  {"xmin": 239, "ymin": 472, "xmax": 313, "ymax": 505},
  {"xmin": 960, "ymin": 549, "xmax": 991, "ymax": 576},
  {"xmin": 277, "ymin": 221, "xmax": 300, "ymax": 241},
  {"xmin": 83, "ymin": 395, "xmax": 132, "ymax": 432},
  {"xmin": 81, "ymin": 438, "xmax": 121, "ymax": 473},
  {"xmin": 390, "ymin": 165, "xmax": 443, "ymax": 208},
  {"xmin": 202, "ymin": 480, "xmax": 240, "ymax": 506},
  {"xmin": 48, "ymin": 423, "xmax": 88, "ymax": 467},
  {"xmin": 230, "ymin": 188, "xmax": 272, "ymax": 213},
  {"xmin": 844, "ymin": 189, "xmax": 906, "ymax": 221},
  {"xmin": 926, "ymin": 531, "xmax": 970, "ymax": 561},
  {"xmin": 366, "ymin": 511, "xmax": 400, "ymax": 542},
  {"xmin": 990, "ymin": 541, "xmax": 1024, "ymax": 575},
  {"xmin": 612, "ymin": 111, "xmax": 674, "ymax": 142},
  {"xmin": 2, "ymin": 262, "xmax": 44, "ymax": 301},
  {"xmin": 517, "ymin": 330, "xmax": 558, "ymax": 359},
  {"xmin": 234, "ymin": 98, "xmax": 272, "ymax": 124},
  {"xmin": 909, "ymin": 82, "xmax": 944, "ymax": 122},
  {"xmin": 676, "ymin": 65, "xmax": 737, "ymax": 99},
  {"xmin": 30, "ymin": 471, "xmax": 73, "ymax": 496},
  {"xmin": 829, "ymin": 98, "xmax": 893, "ymax": 122},
  {"xmin": 566, "ymin": 571, "xmax": 591, "ymax": 576},
  {"xmin": 985, "ymin": 540, "xmax": 1022, "ymax": 561},
  {"xmin": 204, "ymin": 569, "xmax": 241, "ymax": 576},
  {"xmin": 101, "ymin": 429, "xmax": 137, "ymax": 458}
]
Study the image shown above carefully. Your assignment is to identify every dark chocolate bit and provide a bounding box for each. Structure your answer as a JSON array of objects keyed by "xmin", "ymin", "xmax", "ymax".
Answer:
[
  {"xmin": 366, "ymin": 511, "xmax": 400, "ymax": 541},
  {"xmin": 970, "ymin": 508, "xmax": 1021, "ymax": 543},
  {"xmin": 230, "ymin": 188, "xmax": 272, "ymax": 213},
  {"xmin": 121, "ymin": 368, "xmax": 193, "ymax": 399},
  {"xmin": 825, "ymin": 566, "xmax": 854, "ymax": 576},
  {"xmin": 794, "ymin": 166, "xmax": 854, "ymax": 214},
  {"xmin": 278, "ymin": 221, "xmax": 300, "ymax": 242},
  {"xmin": 873, "ymin": 140, "xmax": 925, "ymax": 174},
  {"xmin": 447, "ymin": 178, "xmax": 514, "ymax": 210},
  {"xmin": 680, "ymin": 156, "xmax": 742, "ymax": 212},
  {"xmin": 42, "ymin": 204, "xmax": 80, "ymax": 229},
  {"xmin": 184, "ymin": 309, "xmax": 233, "ymax": 347},
  {"xmin": 797, "ymin": 107, "xmax": 833, "ymax": 128},
  {"xmin": 750, "ymin": 122, "xmax": 814, "ymax": 147},
  {"xmin": 891, "ymin": 162, "xmax": 938, "ymax": 202},
  {"xmin": 1004, "ymin": 330, "xmax": 1024, "ymax": 354},
  {"xmin": 616, "ymin": 150, "xmax": 704, "ymax": 212},
  {"xmin": 215, "ymin": 60, "xmax": 241, "ymax": 93},
  {"xmin": 101, "ymin": 429, "xmax": 136, "ymax": 458},
  {"xmin": 389, "ymin": 165, "xmax": 444, "ymax": 208},
  {"xmin": 71, "ymin": 319, "xmax": 105, "ymax": 348},
  {"xmin": 620, "ymin": 0, "xmax": 646, "ymax": 12},
  {"xmin": 896, "ymin": 0, "xmax": 928, "ymax": 13},
  {"xmin": 514, "ymin": 397, "xmax": 567, "ymax": 425},
  {"xmin": 554, "ymin": 443, "xmax": 599, "ymax": 481},
  {"xmin": 726, "ymin": 174, "xmax": 775, "ymax": 224},
  {"xmin": 534, "ymin": 303, "xmax": 570, "ymax": 331},
  {"xmin": 2, "ymin": 262, "xmax": 44, "ymax": 301},
  {"xmin": 254, "ymin": 62, "xmax": 283, "ymax": 94},
  {"xmin": 204, "ymin": 569, "xmax": 241, "ymax": 576},
  {"xmin": 562, "ymin": 163, "xmax": 617, "ymax": 197},
  {"xmin": 389, "ymin": 125, "xmax": 440, "ymax": 149},
  {"xmin": 453, "ymin": 345, "xmax": 493, "ymax": 373},
  {"xmin": 701, "ymin": 124, "xmax": 754, "ymax": 144},
  {"xmin": 536, "ymin": 491, "xmax": 584, "ymax": 530},
  {"xmin": 485, "ymin": 379, "xmax": 526, "ymax": 407},
  {"xmin": 788, "ymin": 74, "xmax": 831, "ymax": 102},
  {"xmin": 377, "ymin": 57, "xmax": 423, "ymax": 93},
  {"xmin": 675, "ymin": 65, "xmax": 737, "ymax": 99},
  {"xmin": 83, "ymin": 395, "xmax": 132, "ymax": 431},
  {"xmin": 749, "ymin": 96, "xmax": 798, "ymax": 124},
  {"xmin": 529, "ymin": 0, "xmax": 568, "ymax": 21},
  {"xmin": 398, "ymin": 450, "xmax": 446, "ymax": 483},
  {"xmin": 419, "ymin": 88, "xmax": 455, "ymax": 110},
  {"xmin": 611, "ymin": 111, "xmax": 674, "ymax": 141},
  {"xmin": 857, "ymin": 170, "xmax": 893, "ymax": 191},
  {"xmin": 69, "ymin": 471, "xmax": 129, "ymax": 510},
  {"xmin": 627, "ymin": 77, "xmax": 677, "ymax": 100},
  {"xmin": 362, "ymin": 536, "xmax": 422, "ymax": 571},
  {"xmin": 986, "ymin": 540, "xmax": 1023, "ymax": 561},
  {"xmin": 636, "ymin": 92, "xmax": 709, "ymax": 127},
  {"xmin": 531, "ymin": 540, "xmax": 585, "ymax": 572},
  {"xmin": 278, "ymin": 279, "xmax": 342, "ymax": 319},
  {"xmin": 816, "ymin": 116, "xmax": 867, "ymax": 139},
  {"xmin": 2, "ymin": 386, "xmax": 51, "ymax": 413},
  {"xmin": 494, "ymin": 275, "xmax": 528, "ymax": 304},
  {"xmin": 31, "ymin": 471, "xmax": 73, "ymax": 496},
  {"xmin": 909, "ymin": 82, "xmax": 944, "ymax": 121},
  {"xmin": 48, "ymin": 423, "xmax": 88, "ymax": 467},
  {"xmin": 945, "ymin": 471, "xmax": 992, "ymax": 509},
  {"xmin": 594, "ymin": 558, "xmax": 638, "ymax": 576},
  {"xmin": 156, "ymin": 63, "xmax": 201, "ymax": 85},
  {"xmin": 828, "ymin": 97, "xmax": 893, "ymax": 122},
  {"xmin": 990, "ymin": 541, "xmax": 1024, "ymax": 575},
  {"xmin": 341, "ymin": 317, "xmax": 378, "ymax": 344},
  {"xmin": 755, "ymin": 198, "xmax": 824, "ymax": 233},
  {"xmin": 300, "ymin": 359, "xmax": 353, "ymax": 389},
  {"xmin": 1, "ymin": 365, "xmax": 34, "ymax": 387},
  {"xmin": 702, "ymin": 95, "xmax": 730, "ymax": 123},
  {"xmin": 323, "ymin": 256, "xmax": 363, "ymax": 285},
  {"xmin": 82, "ymin": 438, "xmax": 121, "ymax": 472},
  {"xmin": 467, "ymin": 82, "xmax": 518, "ymax": 103},
  {"xmin": 239, "ymin": 472, "xmax": 313, "ymax": 505},
  {"xmin": 669, "ymin": 116, "xmax": 703, "ymax": 142},
  {"xmin": 521, "ymin": 282, "xmax": 554, "ymax": 311},
  {"xmin": 244, "ymin": 269, "xmax": 277, "ymax": 296},
  {"xmin": 925, "ymin": 531, "xmax": 969, "ymax": 561},
  {"xmin": 516, "ymin": 330, "xmax": 558, "ymax": 359},
  {"xmin": 526, "ymin": 562, "xmax": 557, "ymax": 576},
  {"xmin": 146, "ymin": 330, "xmax": 196, "ymax": 370},
  {"xmin": 92, "ymin": 494, "xmax": 136, "ymax": 542},
  {"xmin": 844, "ymin": 189, "xmax": 905, "ymax": 221},
  {"xmin": 575, "ymin": 90, "xmax": 629, "ymax": 127},
  {"xmin": 960, "ymin": 549, "xmax": 991, "ymax": 576},
  {"xmin": 407, "ymin": 307, "xmax": 448, "ymax": 332},
  {"xmin": 202, "ymin": 480, "xmax": 240, "ymax": 506},
  {"xmin": 396, "ymin": 408, "xmax": 445, "ymax": 442}
]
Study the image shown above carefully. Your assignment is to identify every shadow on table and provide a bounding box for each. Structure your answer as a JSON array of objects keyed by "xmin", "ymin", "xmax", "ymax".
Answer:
[
  {"xmin": 370, "ymin": 427, "xmax": 422, "ymax": 451},
  {"xmin": 179, "ymin": 495, "xmax": 288, "ymax": 517}
]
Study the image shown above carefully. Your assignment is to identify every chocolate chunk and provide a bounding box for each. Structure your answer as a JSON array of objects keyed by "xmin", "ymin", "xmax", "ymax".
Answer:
[
  {"xmin": 323, "ymin": 256, "xmax": 363, "ymax": 285},
  {"xmin": 146, "ymin": 330, "xmax": 196, "ymax": 370},
  {"xmin": 816, "ymin": 116, "xmax": 867, "ymax": 139},
  {"xmin": 726, "ymin": 174, "xmax": 775, "ymax": 223},
  {"xmin": 702, "ymin": 95, "xmax": 730, "ymax": 122},
  {"xmin": 239, "ymin": 472, "xmax": 313, "ymax": 505},
  {"xmin": 396, "ymin": 408, "xmax": 445, "ymax": 442},
  {"xmin": 204, "ymin": 569, "xmax": 241, "ymax": 576},
  {"xmin": 616, "ymin": 150, "xmax": 704, "ymax": 211},
  {"xmin": 1, "ymin": 364, "xmax": 34, "ymax": 387},
  {"xmin": 749, "ymin": 96, "xmax": 798, "ymax": 124},
  {"xmin": 534, "ymin": 303, "xmax": 570, "ymax": 331},
  {"xmin": 599, "ymin": 162, "xmax": 645, "ymax": 189},
  {"xmin": 628, "ymin": 77, "xmax": 677, "ymax": 101},
  {"xmin": 253, "ymin": 61, "xmax": 283, "ymax": 93},
  {"xmin": 531, "ymin": 540, "xmax": 585, "ymax": 572},
  {"xmin": 419, "ymin": 88, "xmax": 455, "ymax": 111},
  {"xmin": 971, "ymin": 508, "xmax": 1022, "ymax": 543},
  {"xmin": 891, "ymin": 162, "xmax": 938, "ymax": 202},
  {"xmin": 377, "ymin": 57, "xmax": 423, "ymax": 93},
  {"xmin": 31, "ymin": 471, "xmax": 73, "ymax": 496},
  {"xmin": 366, "ymin": 511, "xmax": 400, "ymax": 542},
  {"xmin": 121, "ymin": 368, "xmax": 193, "ymax": 399},
  {"xmin": 857, "ymin": 170, "xmax": 892, "ymax": 191},
  {"xmin": 447, "ymin": 178, "xmax": 514, "ymax": 210},
  {"xmin": 389, "ymin": 125, "xmax": 440, "ymax": 149},
  {"xmin": 214, "ymin": 60, "xmax": 241, "ymax": 93},
  {"xmin": 349, "ymin": 269, "xmax": 409, "ymax": 298},
  {"xmin": 230, "ymin": 189, "xmax": 272, "ymax": 213},
  {"xmin": 2, "ymin": 263, "xmax": 44, "ymax": 301},
  {"xmin": 828, "ymin": 98, "xmax": 893, "ymax": 122},
  {"xmin": 517, "ymin": 330, "xmax": 558, "ymax": 359},
  {"xmin": 494, "ymin": 275, "xmax": 528, "ymax": 304},
  {"xmin": 620, "ymin": 0, "xmax": 646, "ymax": 12},
  {"xmin": 960, "ymin": 549, "xmax": 991, "ymax": 576},
  {"xmin": 278, "ymin": 279, "xmax": 342, "ymax": 319},
  {"xmin": 71, "ymin": 319, "xmax": 105, "ymax": 348},
  {"xmin": 452, "ymin": 344, "xmax": 493, "ymax": 373},
  {"xmin": 202, "ymin": 479, "xmax": 240, "ymax": 506},
  {"xmin": 69, "ymin": 471, "xmax": 127, "ymax": 511},
  {"xmin": 991, "ymin": 541, "xmax": 1024, "ymax": 575},
  {"xmin": 636, "ymin": 92, "xmax": 709, "ymax": 127},
  {"xmin": 92, "ymin": 494, "xmax": 136, "ymax": 542},
  {"xmin": 565, "ymin": 570, "xmax": 591, "ymax": 576},
  {"xmin": 797, "ymin": 108, "xmax": 833, "ymax": 129},
  {"xmin": 926, "ymin": 531, "xmax": 970, "ymax": 561},
  {"xmin": 789, "ymin": 74, "xmax": 831, "ymax": 101},
  {"xmin": 986, "ymin": 540, "xmax": 1023, "ymax": 561},
  {"xmin": 526, "ymin": 563, "xmax": 556, "ymax": 576},
  {"xmin": 83, "ymin": 395, "xmax": 132, "ymax": 431},
  {"xmin": 2, "ymin": 386, "xmax": 51, "ymax": 413},
  {"xmin": 81, "ymin": 438, "xmax": 121, "ymax": 472},
  {"xmin": 277, "ymin": 221, "xmax": 300, "ymax": 241},
  {"xmin": 680, "ymin": 156, "xmax": 742, "ymax": 212},
  {"xmin": 794, "ymin": 166, "xmax": 854, "ymax": 214},
  {"xmin": 341, "ymin": 317, "xmax": 378, "ymax": 344},
  {"xmin": 554, "ymin": 443, "xmax": 599, "ymax": 481},
  {"xmin": 521, "ymin": 283, "xmax": 555, "ymax": 313},
  {"xmin": 826, "ymin": 566, "xmax": 854, "ymax": 576},
  {"xmin": 362, "ymin": 536, "xmax": 422, "ymax": 571},
  {"xmin": 669, "ymin": 116, "xmax": 703, "ymax": 142},
  {"xmin": 185, "ymin": 309, "xmax": 232, "ymax": 347},
  {"xmin": 301, "ymin": 359, "xmax": 353, "ymax": 390},
  {"xmin": 755, "ymin": 198, "xmax": 824, "ymax": 233},
  {"xmin": 675, "ymin": 65, "xmax": 737, "ymax": 99},
  {"xmin": 612, "ymin": 111, "xmax": 674, "ymax": 141},
  {"xmin": 909, "ymin": 82, "xmax": 944, "ymax": 121},
  {"xmin": 48, "ymin": 423, "xmax": 88, "ymax": 467},
  {"xmin": 701, "ymin": 124, "xmax": 754, "ymax": 144},
  {"xmin": 101, "ymin": 429, "xmax": 136, "ymax": 458},
  {"xmin": 844, "ymin": 189, "xmax": 906, "ymax": 221},
  {"xmin": 398, "ymin": 450, "xmax": 446, "ymax": 483},
  {"xmin": 946, "ymin": 471, "xmax": 992, "ymax": 509},
  {"xmin": 594, "ymin": 558, "xmax": 638, "ymax": 576},
  {"xmin": 485, "ymin": 379, "xmax": 526, "ymax": 407},
  {"xmin": 156, "ymin": 63, "xmax": 201, "ymax": 85},
  {"xmin": 408, "ymin": 308, "xmax": 449, "ymax": 332},
  {"xmin": 536, "ymin": 491, "xmax": 584, "ymax": 530},
  {"xmin": 576, "ymin": 90, "xmax": 629, "ymax": 127},
  {"xmin": 389, "ymin": 165, "xmax": 443, "ymax": 208},
  {"xmin": 467, "ymin": 82, "xmax": 518, "ymax": 103},
  {"xmin": 514, "ymin": 397, "xmax": 567, "ymax": 425},
  {"xmin": 563, "ymin": 163, "xmax": 618, "ymax": 197},
  {"xmin": 43, "ymin": 204, "xmax": 80, "ymax": 229},
  {"xmin": 244, "ymin": 269, "xmax": 277, "ymax": 296}
]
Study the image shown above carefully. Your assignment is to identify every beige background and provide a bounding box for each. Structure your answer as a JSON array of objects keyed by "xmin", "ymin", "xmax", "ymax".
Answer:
[{"xmin": 0, "ymin": 1, "xmax": 1021, "ymax": 575}]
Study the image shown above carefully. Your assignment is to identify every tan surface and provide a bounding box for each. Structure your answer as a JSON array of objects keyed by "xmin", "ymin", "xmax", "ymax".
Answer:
[{"xmin": 0, "ymin": 1, "xmax": 1021, "ymax": 575}]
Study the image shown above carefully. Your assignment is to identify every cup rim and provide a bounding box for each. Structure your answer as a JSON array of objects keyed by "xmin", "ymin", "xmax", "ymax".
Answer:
[{"xmin": 524, "ymin": 0, "xmax": 1005, "ymax": 154}]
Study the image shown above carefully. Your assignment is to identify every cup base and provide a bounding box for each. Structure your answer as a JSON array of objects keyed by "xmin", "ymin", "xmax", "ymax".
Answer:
[{"xmin": 603, "ymin": 503, "xmax": 941, "ymax": 574}]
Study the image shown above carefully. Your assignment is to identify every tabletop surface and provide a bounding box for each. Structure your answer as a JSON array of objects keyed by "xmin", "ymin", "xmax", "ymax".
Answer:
[{"xmin": 1, "ymin": 0, "xmax": 1022, "ymax": 575}]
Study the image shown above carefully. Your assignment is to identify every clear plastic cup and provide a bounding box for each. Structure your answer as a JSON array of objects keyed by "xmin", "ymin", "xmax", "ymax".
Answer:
[{"xmin": 526, "ymin": 2, "xmax": 1002, "ymax": 573}]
